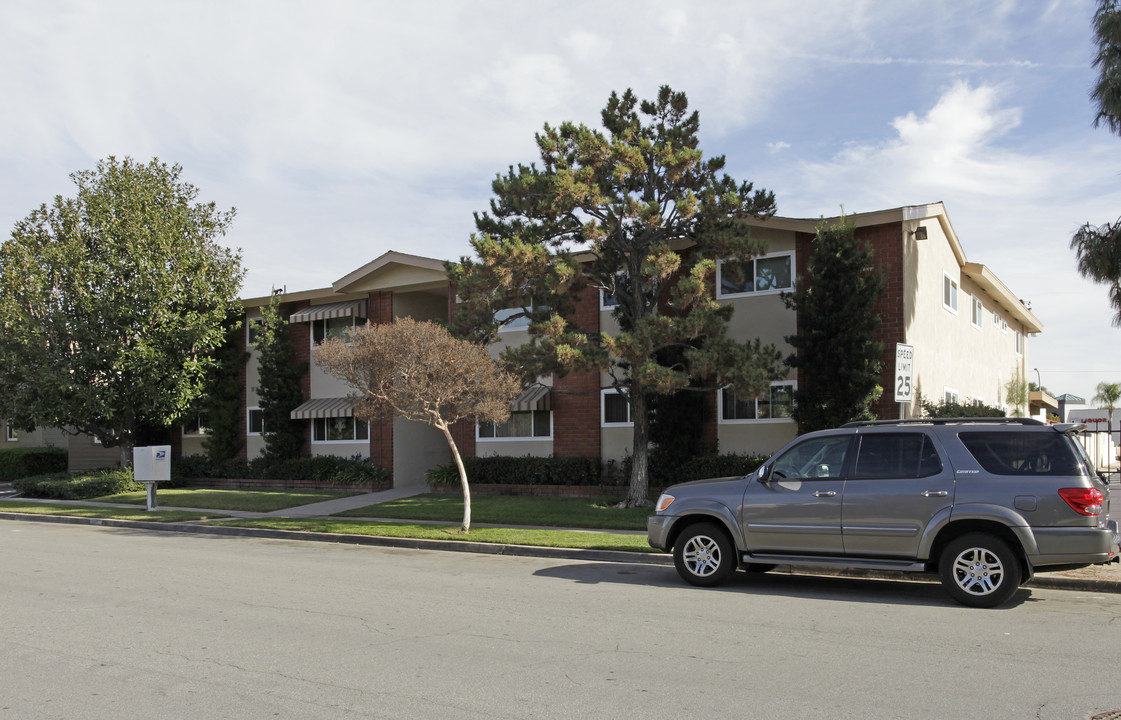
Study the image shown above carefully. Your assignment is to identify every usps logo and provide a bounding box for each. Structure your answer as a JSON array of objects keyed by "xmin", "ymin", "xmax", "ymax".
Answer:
[{"xmin": 156, "ymin": 450, "xmax": 167, "ymax": 460}]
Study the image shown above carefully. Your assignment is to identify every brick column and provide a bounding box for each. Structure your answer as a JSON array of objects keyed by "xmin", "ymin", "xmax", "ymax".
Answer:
[
  {"xmin": 368, "ymin": 291, "xmax": 395, "ymax": 482},
  {"xmin": 855, "ymin": 223, "xmax": 906, "ymax": 420},
  {"xmin": 553, "ymin": 284, "xmax": 602, "ymax": 459},
  {"xmin": 288, "ymin": 300, "xmax": 312, "ymax": 456}
]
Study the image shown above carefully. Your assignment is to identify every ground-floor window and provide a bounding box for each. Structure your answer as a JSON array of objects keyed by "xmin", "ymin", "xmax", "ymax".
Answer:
[
  {"xmin": 719, "ymin": 382, "xmax": 795, "ymax": 422},
  {"xmin": 247, "ymin": 407, "xmax": 265, "ymax": 436},
  {"xmin": 313, "ymin": 417, "xmax": 370, "ymax": 443},
  {"xmin": 182, "ymin": 414, "xmax": 208, "ymax": 436},
  {"xmin": 601, "ymin": 389, "xmax": 632, "ymax": 426},
  {"xmin": 478, "ymin": 410, "xmax": 552, "ymax": 440}
]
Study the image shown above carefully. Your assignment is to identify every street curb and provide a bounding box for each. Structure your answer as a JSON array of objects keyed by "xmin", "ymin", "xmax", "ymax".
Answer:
[{"xmin": 3, "ymin": 511, "xmax": 1118, "ymax": 594}]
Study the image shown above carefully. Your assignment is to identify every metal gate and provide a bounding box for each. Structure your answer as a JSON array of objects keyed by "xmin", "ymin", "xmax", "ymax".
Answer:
[{"xmin": 1076, "ymin": 427, "xmax": 1119, "ymax": 485}]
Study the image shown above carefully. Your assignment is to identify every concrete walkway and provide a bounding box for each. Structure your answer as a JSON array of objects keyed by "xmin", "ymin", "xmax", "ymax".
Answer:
[{"xmin": 262, "ymin": 485, "xmax": 425, "ymax": 517}]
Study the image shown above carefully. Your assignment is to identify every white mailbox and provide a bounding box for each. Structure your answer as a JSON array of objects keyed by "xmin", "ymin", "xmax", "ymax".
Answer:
[{"xmin": 133, "ymin": 445, "xmax": 171, "ymax": 510}]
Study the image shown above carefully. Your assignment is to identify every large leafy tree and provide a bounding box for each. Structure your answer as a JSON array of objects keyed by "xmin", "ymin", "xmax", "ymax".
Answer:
[
  {"xmin": 0, "ymin": 156, "xmax": 243, "ymax": 467},
  {"xmin": 255, "ymin": 292, "xmax": 307, "ymax": 462},
  {"xmin": 783, "ymin": 218, "xmax": 885, "ymax": 433},
  {"xmin": 315, "ymin": 318, "xmax": 521, "ymax": 532},
  {"xmin": 449, "ymin": 86, "xmax": 785, "ymax": 507},
  {"xmin": 1073, "ymin": 0, "xmax": 1121, "ymax": 325}
]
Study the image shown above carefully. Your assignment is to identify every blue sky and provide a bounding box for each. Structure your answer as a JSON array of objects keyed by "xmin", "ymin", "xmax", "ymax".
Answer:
[{"xmin": 2, "ymin": 0, "xmax": 1119, "ymax": 403}]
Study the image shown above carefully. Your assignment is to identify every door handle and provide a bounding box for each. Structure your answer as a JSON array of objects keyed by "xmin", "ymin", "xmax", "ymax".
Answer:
[
  {"xmin": 921, "ymin": 490, "xmax": 949, "ymax": 497},
  {"xmin": 813, "ymin": 490, "xmax": 837, "ymax": 497}
]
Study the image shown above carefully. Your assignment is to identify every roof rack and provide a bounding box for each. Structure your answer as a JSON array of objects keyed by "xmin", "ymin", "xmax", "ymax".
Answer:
[{"xmin": 841, "ymin": 417, "xmax": 1045, "ymax": 428}]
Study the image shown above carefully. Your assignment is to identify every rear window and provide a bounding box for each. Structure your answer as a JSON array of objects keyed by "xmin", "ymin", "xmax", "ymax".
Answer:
[{"xmin": 958, "ymin": 431, "xmax": 1085, "ymax": 476}]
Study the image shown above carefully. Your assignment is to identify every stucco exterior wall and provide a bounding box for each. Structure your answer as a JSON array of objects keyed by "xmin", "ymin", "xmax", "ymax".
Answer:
[
  {"xmin": 392, "ymin": 416, "xmax": 447, "ymax": 489},
  {"xmin": 906, "ymin": 221, "xmax": 1029, "ymax": 413}
]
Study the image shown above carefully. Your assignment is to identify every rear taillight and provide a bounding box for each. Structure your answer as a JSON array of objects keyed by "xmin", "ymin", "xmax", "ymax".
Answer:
[{"xmin": 1058, "ymin": 487, "xmax": 1104, "ymax": 516}]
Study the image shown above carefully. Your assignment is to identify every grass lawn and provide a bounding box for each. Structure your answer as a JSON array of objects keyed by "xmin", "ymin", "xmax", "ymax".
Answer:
[
  {"xmin": 336, "ymin": 493, "xmax": 650, "ymax": 531},
  {"xmin": 213, "ymin": 517, "xmax": 656, "ymax": 552},
  {"xmin": 0, "ymin": 500, "xmax": 225, "ymax": 522},
  {"xmin": 89, "ymin": 488, "xmax": 362, "ymax": 513}
]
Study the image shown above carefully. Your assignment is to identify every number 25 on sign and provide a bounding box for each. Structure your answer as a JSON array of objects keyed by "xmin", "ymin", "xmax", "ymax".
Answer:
[{"xmin": 894, "ymin": 343, "xmax": 914, "ymax": 403}]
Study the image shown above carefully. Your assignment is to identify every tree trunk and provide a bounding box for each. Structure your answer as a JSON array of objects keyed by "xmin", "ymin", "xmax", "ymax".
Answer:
[
  {"xmin": 437, "ymin": 421, "xmax": 472, "ymax": 532},
  {"xmin": 624, "ymin": 387, "xmax": 650, "ymax": 507}
]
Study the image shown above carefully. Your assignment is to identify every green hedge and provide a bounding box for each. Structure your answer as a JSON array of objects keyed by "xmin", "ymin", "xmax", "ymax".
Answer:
[
  {"xmin": 426, "ymin": 456, "xmax": 604, "ymax": 487},
  {"xmin": 0, "ymin": 447, "xmax": 68, "ymax": 482},
  {"xmin": 13, "ymin": 468, "xmax": 140, "ymax": 499},
  {"xmin": 173, "ymin": 454, "xmax": 388, "ymax": 486}
]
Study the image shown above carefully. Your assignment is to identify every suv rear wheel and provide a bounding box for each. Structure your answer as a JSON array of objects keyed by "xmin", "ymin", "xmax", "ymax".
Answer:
[
  {"xmin": 674, "ymin": 523, "xmax": 736, "ymax": 587},
  {"xmin": 939, "ymin": 533, "xmax": 1022, "ymax": 608}
]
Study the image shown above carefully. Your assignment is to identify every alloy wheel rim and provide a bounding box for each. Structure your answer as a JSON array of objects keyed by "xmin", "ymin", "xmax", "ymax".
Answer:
[
  {"xmin": 951, "ymin": 547, "xmax": 1004, "ymax": 596},
  {"xmin": 683, "ymin": 536, "xmax": 721, "ymax": 577}
]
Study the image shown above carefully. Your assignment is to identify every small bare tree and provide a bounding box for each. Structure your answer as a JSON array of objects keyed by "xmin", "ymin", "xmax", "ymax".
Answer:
[{"xmin": 315, "ymin": 317, "xmax": 521, "ymax": 532}]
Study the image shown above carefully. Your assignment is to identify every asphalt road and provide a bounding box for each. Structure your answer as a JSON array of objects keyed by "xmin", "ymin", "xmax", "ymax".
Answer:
[{"xmin": 4, "ymin": 519, "xmax": 1121, "ymax": 720}]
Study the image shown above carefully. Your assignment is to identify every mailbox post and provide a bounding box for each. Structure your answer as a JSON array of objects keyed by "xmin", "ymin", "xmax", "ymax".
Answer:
[{"xmin": 133, "ymin": 445, "xmax": 171, "ymax": 511}]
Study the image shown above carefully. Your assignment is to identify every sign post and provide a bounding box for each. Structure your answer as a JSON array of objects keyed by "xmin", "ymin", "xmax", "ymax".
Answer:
[{"xmin": 894, "ymin": 343, "xmax": 914, "ymax": 419}]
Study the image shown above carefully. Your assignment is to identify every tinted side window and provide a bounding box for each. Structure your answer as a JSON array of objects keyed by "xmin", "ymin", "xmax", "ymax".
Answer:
[
  {"xmin": 959, "ymin": 431, "xmax": 1083, "ymax": 476},
  {"xmin": 854, "ymin": 433, "xmax": 942, "ymax": 479},
  {"xmin": 772, "ymin": 436, "xmax": 850, "ymax": 479}
]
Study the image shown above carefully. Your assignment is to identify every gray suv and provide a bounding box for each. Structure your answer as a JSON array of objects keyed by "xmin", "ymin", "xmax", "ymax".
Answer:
[{"xmin": 648, "ymin": 418, "xmax": 1119, "ymax": 607}]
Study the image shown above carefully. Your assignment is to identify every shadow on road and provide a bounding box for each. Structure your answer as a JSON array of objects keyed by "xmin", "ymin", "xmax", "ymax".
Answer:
[{"xmin": 533, "ymin": 561, "xmax": 1035, "ymax": 610}]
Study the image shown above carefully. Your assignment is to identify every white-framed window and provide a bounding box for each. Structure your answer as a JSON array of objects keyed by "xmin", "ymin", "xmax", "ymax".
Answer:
[
  {"xmin": 312, "ymin": 417, "xmax": 369, "ymax": 443},
  {"xmin": 601, "ymin": 389, "xmax": 632, "ymax": 426},
  {"xmin": 717, "ymin": 252, "xmax": 795, "ymax": 298},
  {"xmin": 313, "ymin": 316, "xmax": 357, "ymax": 344},
  {"xmin": 6, "ymin": 423, "xmax": 17, "ymax": 442},
  {"xmin": 971, "ymin": 295, "xmax": 984, "ymax": 330},
  {"xmin": 1001, "ymin": 317, "xmax": 1009, "ymax": 333},
  {"xmin": 944, "ymin": 388, "xmax": 960, "ymax": 404},
  {"xmin": 246, "ymin": 316, "xmax": 264, "ymax": 348},
  {"xmin": 478, "ymin": 410, "xmax": 552, "ymax": 440},
  {"xmin": 247, "ymin": 407, "xmax": 265, "ymax": 436},
  {"xmin": 182, "ymin": 415, "xmax": 208, "ymax": 437},
  {"xmin": 943, "ymin": 272, "xmax": 959, "ymax": 314},
  {"xmin": 495, "ymin": 307, "xmax": 534, "ymax": 332},
  {"xmin": 600, "ymin": 289, "xmax": 619, "ymax": 310},
  {"xmin": 719, "ymin": 381, "xmax": 796, "ymax": 422},
  {"xmin": 1015, "ymin": 329, "xmax": 1024, "ymax": 356}
]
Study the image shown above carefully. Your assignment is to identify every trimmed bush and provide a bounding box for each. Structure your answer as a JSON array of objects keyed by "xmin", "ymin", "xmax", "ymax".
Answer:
[
  {"xmin": 0, "ymin": 447, "xmax": 68, "ymax": 481},
  {"xmin": 462, "ymin": 456, "xmax": 603, "ymax": 486},
  {"xmin": 13, "ymin": 468, "xmax": 140, "ymax": 499},
  {"xmin": 173, "ymin": 454, "xmax": 388, "ymax": 486},
  {"xmin": 677, "ymin": 453, "xmax": 768, "ymax": 481}
]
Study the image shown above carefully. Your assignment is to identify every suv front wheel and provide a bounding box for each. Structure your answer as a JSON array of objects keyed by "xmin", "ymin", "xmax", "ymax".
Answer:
[
  {"xmin": 674, "ymin": 523, "xmax": 736, "ymax": 587},
  {"xmin": 938, "ymin": 533, "xmax": 1022, "ymax": 608}
]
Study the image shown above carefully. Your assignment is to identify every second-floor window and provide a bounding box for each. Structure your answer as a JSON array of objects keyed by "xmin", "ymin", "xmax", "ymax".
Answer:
[{"xmin": 717, "ymin": 252, "xmax": 794, "ymax": 298}]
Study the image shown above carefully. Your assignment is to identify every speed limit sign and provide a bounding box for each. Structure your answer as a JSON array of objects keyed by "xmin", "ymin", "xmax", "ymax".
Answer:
[{"xmin": 894, "ymin": 343, "xmax": 914, "ymax": 403}]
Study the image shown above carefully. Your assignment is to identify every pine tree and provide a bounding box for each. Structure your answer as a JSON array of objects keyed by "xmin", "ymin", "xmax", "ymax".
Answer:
[
  {"xmin": 450, "ymin": 86, "xmax": 785, "ymax": 507},
  {"xmin": 255, "ymin": 292, "xmax": 306, "ymax": 462},
  {"xmin": 783, "ymin": 218, "xmax": 885, "ymax": 433}
]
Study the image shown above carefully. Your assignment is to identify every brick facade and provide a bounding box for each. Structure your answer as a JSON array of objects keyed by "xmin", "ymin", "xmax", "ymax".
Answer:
[{"xmin": 552, "ymin": 284, "xmax": 602, "ymax": 458}]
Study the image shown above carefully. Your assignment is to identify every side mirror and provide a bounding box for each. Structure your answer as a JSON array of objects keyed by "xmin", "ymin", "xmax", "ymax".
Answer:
[{"xmin": 757, "ymin": 465, "xmax": 772, "ymax": 484}]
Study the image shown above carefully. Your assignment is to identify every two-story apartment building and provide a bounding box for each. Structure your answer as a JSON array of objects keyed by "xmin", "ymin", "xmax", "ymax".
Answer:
[{"xmin": 171, "ymin": 202, "xmax": 1040, "ymax": 490}]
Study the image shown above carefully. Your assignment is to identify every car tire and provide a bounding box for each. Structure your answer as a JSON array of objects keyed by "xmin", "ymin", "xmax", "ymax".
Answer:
[
  {"xmin": 673, "ymin": 523, "xmax": 736, "ymax": 587},
  {"xmin": 938, "ymin": 533, "xmax": 1022, "ymax": 608}
]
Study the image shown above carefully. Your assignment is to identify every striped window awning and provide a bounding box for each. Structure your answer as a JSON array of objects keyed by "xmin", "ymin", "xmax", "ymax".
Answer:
[
  {"xmin": 288, "ymin": 300, "xmax": 368, "ymax": 324},
  {"xmin": 512, "ymin": 385, "xmax": 552, "ymax": 412},
  {"xmin": 289, "ymin": 397, "xmax": 355, "ymax": 420}
]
